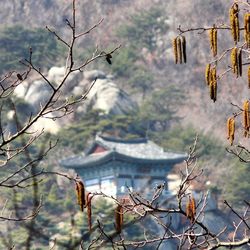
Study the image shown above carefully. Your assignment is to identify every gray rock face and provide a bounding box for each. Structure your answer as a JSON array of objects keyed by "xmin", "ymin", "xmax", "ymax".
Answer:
[
  {"xmin": 83, "ymin": 78, "xmax": 137, "ymax": 115},
  {"xmin": 47, "ymin": 66, "xmax": 83, "ymax": 94},
  {"xmin": 83, "ymin": 70, "xmax": 106, "ymax": 81},
  {"xmin": 25, "ymin": 79, "xmax": 52, "ymax": 108},
  {"xmin": 14, "ymin": 79, "xmax": 51, "ymax": 112},
  {"xmin": 13, "ymin": 67, "xmax": 137, "ymax": 133},
  {"xmin": 47, "ymin": 66, "xmax": 66, "ymax": 84}
]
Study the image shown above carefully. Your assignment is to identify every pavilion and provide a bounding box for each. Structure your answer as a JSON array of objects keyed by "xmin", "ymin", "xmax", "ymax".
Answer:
[{"xmin": 60, "ymin": 134, "xmax": 186, "ymax": 197}]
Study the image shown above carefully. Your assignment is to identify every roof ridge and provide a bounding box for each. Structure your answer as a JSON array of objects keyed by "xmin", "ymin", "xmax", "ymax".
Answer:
[{"xmin": 97, "ymin": 134, "xmax": 147, "ymax": 144}]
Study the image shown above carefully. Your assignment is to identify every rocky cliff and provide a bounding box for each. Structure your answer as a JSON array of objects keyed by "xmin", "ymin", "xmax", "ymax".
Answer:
[{"xmin": 13, "ymin": 68, "xmax": 137, "ymax": 133}]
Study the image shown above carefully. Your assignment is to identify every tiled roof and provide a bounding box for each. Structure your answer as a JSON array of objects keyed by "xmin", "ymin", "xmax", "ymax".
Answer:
[
  {"xmin": 95, "ymin": 135, "xmax": 186, "ymax": 160},
  {"xmin": 61, "ymin": 135, "xmax": 187, "ymax": 168}
]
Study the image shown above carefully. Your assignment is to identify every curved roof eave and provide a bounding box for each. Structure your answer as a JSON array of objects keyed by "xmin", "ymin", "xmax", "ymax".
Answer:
[{"xmin": 61, "ymin": 151, "xmax": 187, "ymax": 169}]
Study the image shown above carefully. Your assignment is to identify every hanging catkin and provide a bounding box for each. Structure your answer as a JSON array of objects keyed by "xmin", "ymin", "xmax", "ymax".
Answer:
[
  {"xmin": 209, "ymin": 67, "xmax": 217, "ymax": 102},
  {"xmin": 182, "ymin": 36, "xmax": 187, "ymax": 63},
  {"xmin": 205, "ymin": 64, "xmax": 211, "ymax": 85},
  {"xmin": 173, "ymin": 36, "xmax": 187, "ymax": 64},
  {"xmin": 243, "ymin": 100, "xmax": 250, "ymax": 137},
  {"xmin": 229, "ymin": 3, "xmax": 240, "ymax": 44},
  {"xmin": 244, "ymin": 13, "xmax": 250, "ymax": 48},
  {"xmin": 235, "ymin": 6, "xmax": 240, "ymax": 42},
  {"xmin": 213, "ymin": 26, "xmax": 217, "ymax": 56},
  {"xmin": 186, "ymin": 195, "xmax": 196, "ymax": 223},
  {"xmin": 209, "ymin": 28, "xmax": 214, "ymax": 55},
  {"xmin": 115, "ymin": 204, "xmax": 123, "ymax": 234},
  {"xmin": 229, "ymin": 7, "xmax": 236, "ymax": 41},
  {"xmin": 248, "ymin": 66, "xmax": 250, "ymax": 88},
  {"xmin": 238, "ymin": 48, "xmax": 242, "ymax": 77},
  {"xmin": 231, "ymin": 47, "xmax": 238, "ymax": 76},
  {"xmin": 75, "ymin": 180, "xmax": 86, "ymax": 212},
  {"xmin": 87, "ymin": 193, "xmax": 93, "ymax": 231},
  {"xmin": 227, "ymin": 117, "xmax": 235, "ymax": 145},
  {"xmin": 75, "ymin": 182, "xmax": 81, "ymax": 205},
  {"xmin": 172, "ymin": 37, "xmax": 178, "ymax": 64},
  {"xmin": 177, "ymin": 37, "xmax": 183, "ymax": 64},
  {"xmin": 209, "ymin": 25, "xmax": 217, "ymax": 57}
]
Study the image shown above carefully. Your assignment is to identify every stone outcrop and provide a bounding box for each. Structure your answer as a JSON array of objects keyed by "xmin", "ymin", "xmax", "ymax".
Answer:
[
  {"xmin": 79, "ymin": 77, "xmax": 137, "ymax": 115},
  {"xmin": 13, "ymin": 67, "xmax": 137, "ymax": 133}
]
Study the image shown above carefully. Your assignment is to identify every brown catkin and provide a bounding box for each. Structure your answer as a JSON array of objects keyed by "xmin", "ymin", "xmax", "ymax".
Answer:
[
  {"xmin": 229, "ymin": 4, "xmax": 239, "ymax": 44},
  {"xmin": 209, "ymin": 26, "xmax": 217, "ymax": 56},
  {"xmin": 244, "ymin": 13, "xmax": 250, "ymax": 48},
  {"xmin": 209, "ymin": 67, "xmax": 217, "ymax": 102},
  {"xmin": 205, "ymin": 64, "xmax": 211, "ymax": 85},
  {"xmin": 229, "ymin": 6, "xmax": 235, "ymax": 42},
  {"xmin": 76, "ymin": 182, "xmax": 80, "ymax": 204},
  {"xmin": 190, "ymin": 197, "xmax": 196, "ymax": 219},
  {"xmin": 213, "ymin": 75, "xmax": 217, "ymax": 102},
  {"xmin": 186, "ymin": 199, "xmax": 190, "ymax": 219},
  {"xmin": 209, "ymin": 68, "xmax": 214, "ymax": 99},
  {"xmin": 75, "ymin": 181, "xmax": 85, "ymax": 212},
  {"xmin": 87, "ymin": 193, "xmax": 93, "ymax": 231},
  {"xmin": 243, "ymin": 100, "xmax": 250, "ymax": 137},
  {"xmin": 182, "ymin": 35, "xmax": 187, "ymax": 63},
  {"xmin": 209, "ymin": 81, "xmax": 214, "ymax": 101},
  {"xmin": 235, "ymin": 16, "xmax": 240, "ymax": 42},
  {"xmin": 238, "ymin": 48, "xmax": 242, "ymax": 77},
  {"xmin": 212, "ymin": 25, "xmax": 217, "ymax": 56},
  {"xmin": 231, "ymin": 47, "xmax": 238, "ymax": 76},
  {"xmin": 209, "ymin": 66, "xmax": 214, "ymax": 87},
  {"xmin": 177, "ymin": 36, "xmax": 183, "ymax": 64},
  {"xmin": 246, "ymin": 13, "xmax": 250, "ymax": 33},
  {"xmin": 172, "ymin": 37, "xmax": 178, "ymax": 64},
  {"xmin": 115, "ymin": 204, "xmax": 123, "ymax": 234},
  {"xmin": 209, "ymin": 28, "xmax": 214, "ymax": 55},
  {"xmin": 186, "ymin": 196, "xmax": 196, "ymax": 223},
  {"xmin": 248, "ymin": 66, "xmax": 250, "ymax": 88},
  {"xmin": 209, "ymin": 28, "xmax": 213, "ymax": 49},
  {"xmin": 227, "ymin": 117, "xmax": 235, "ymax": 145}
]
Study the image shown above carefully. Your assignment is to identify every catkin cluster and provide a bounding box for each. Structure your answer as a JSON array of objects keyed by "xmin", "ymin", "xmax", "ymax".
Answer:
[
  {"xmin": 229, "ymin": 3, "xmax": 240, "ymax": 44},
  {"xmin": 205, "ymin": 65, "xmax": 217, "ymax": 102},
  {"xmin": 209, "ymin": 25, "xmax": 217, "ymax": 57},
  {"xmin": 227, "ymin": 100, "xmax": 250, "ymax": 144},
  {"xmin": 75, "ymin": 180, "xmax": 92, "ymax": 231},
  {"xmin": 172, "ymin": 36, "xmax": 186, "ymax": 64},
  {"xmin": 244, "ymin": 13, "xmax": 250, "ymax": 48},
  {"xmin": 74, "ymin": 181, "xmax": 126, "ymax": 233},
  {"xmin": 172, "ymin": 4, "xmax": 250, "ymax": 145},
  {"xmin": 227, "ymin": 117, "xmax": 235, "ymax": 145},
  {"xmin": 186, "ymin": 195, "xmax": 196, "ymax": 223},
  {"xmin": 230, "ymin": 47, "xmax": 242, "ymax": 77},
  {"xmin": 243, "ymin": 100, "xmax": 250, "ymax": 137}
]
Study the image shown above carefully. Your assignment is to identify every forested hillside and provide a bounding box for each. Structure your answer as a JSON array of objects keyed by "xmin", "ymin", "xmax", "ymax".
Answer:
[
  {"xmin": 0, "ymin": 0, "xmax": 249, "ymax": 249},
  {"xmin": 0, "ymin": 0, "xmax": 245, "ymax": 137}
]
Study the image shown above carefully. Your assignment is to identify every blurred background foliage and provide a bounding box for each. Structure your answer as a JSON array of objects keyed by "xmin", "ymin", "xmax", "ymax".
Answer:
[{"xmin": 0, "ymin": 1, "xmax": 249, "ymax": 249}]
